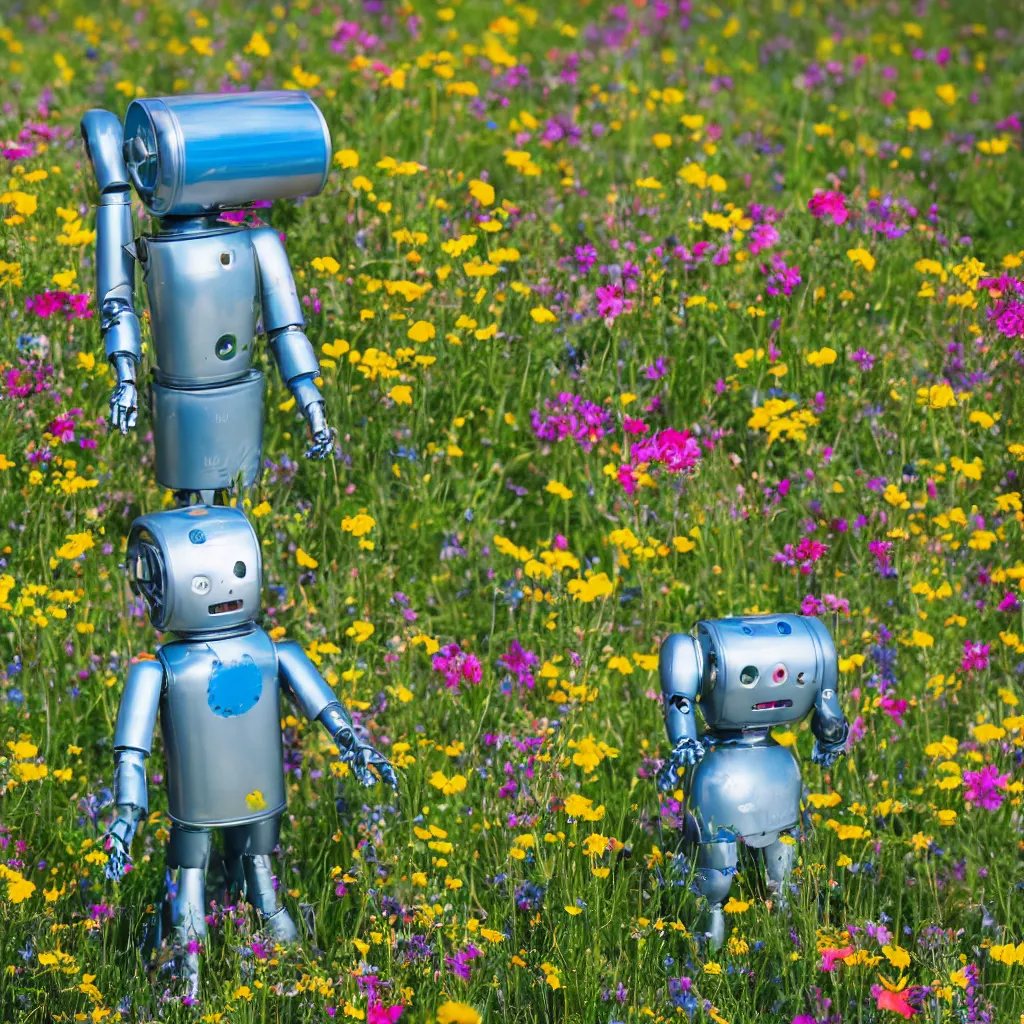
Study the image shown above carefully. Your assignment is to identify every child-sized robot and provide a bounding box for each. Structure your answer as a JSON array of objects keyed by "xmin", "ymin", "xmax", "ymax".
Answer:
[
  {"xmin": 656, "ymin": 614, "xmax": 849, "ymax": 949},
  {"xmin": 104, "ymin": 505, "xmax": 396, "ymax": 996},
  {"xmin": 80, "ymin": 92, "xmax": 336, "ymax": 504}
]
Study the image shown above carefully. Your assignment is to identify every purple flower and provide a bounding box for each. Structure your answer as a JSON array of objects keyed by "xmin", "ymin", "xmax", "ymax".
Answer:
[
  {"xmin": 530, "ymin": 392, "xmax": 613, "ymax": 452},
  {"xmin": 851, "ymin": 347, "xmax": 876, "ymax": 371},
  {"xmin": 762, "ymin": 254, "xmax": 802, "ymax": 297},
  {"xmin": 574, "ymin": 243, "xmax": 597, "ymax": 273},
  {"xmin": 498, "ymin": 639, "xmax": 539, "ymax": 691}
]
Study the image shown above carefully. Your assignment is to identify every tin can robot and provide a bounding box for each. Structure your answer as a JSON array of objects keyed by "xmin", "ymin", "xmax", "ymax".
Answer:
[
  {"xmin": 103, "ymin": 506, "xmax": 396, "ymax": 996},
  {"xmin": 79, "ymin": 92, "xmax": 336, "ymax": 503},
  {"xmin": 657, "ymin": 614, "xmax": 850, "ymax": 948}
]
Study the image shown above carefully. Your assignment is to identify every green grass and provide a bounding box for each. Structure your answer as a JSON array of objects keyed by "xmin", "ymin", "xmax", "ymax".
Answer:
[{"xmin": 2, "ymin": 0, "xmax": 1024, "ymax": 1021}]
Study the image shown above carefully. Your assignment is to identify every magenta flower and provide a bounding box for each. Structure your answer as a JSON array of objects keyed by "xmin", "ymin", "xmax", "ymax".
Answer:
[
  {"xmin": 961, "ymin": 640, "xmax": 990, "ymax": 673},
  {"xmin": 26, "ymin": 291, "xmax": 92, "ymax": 320},
  {"xmin": 879, "ymin": 695, "xmax": 908, "ymax": 726},
  {"xmin": 819, "ymin": 946, "xmax": 854, "ymax": 971},
  {"xmin": 807, "ymin": 190, "xmax": 849, "ymax": 225},
  {"xmin": 431, "ymin": 643, "xmax": 483, "ymax": 694},
  {"xmin": 774, "ymin": 537, "xmax": 829, "ymax": 575},
  {"xmin": 963, "ymin": 764, "xmax": 1010, "ymax": 811},
  {"xmin": 596, "ymin": 282, "xmax": 631, "ymax": 321},
  {"xmin": 368, "ymin": 1004, "xmax": 404, "ymax": 1024}
]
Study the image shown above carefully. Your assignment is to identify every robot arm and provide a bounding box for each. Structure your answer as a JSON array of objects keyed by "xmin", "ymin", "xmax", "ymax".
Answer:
[
  {"xmin": 80, "ymin": 110, "xmax": 143, "ymax": 436},
  {"xmin": 251, "ymin": 227, "xmax": 335, "ymax": 461},
  {"xmin": 106, "ymin": 658, "xmax": 164, "ymax": 881},
  {"xmin": 810, "ymin": 684, "xmax": 850, "ymax": 768},
  {"xmin": 276, "ymin": 640, "xmax": 397, "ymax": 790},
  {"xmin": 657, "ymin": 633, "xmax": 705, "ymax": 794}
]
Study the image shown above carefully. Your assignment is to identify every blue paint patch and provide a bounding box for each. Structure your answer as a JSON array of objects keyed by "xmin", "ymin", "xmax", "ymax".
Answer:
[
  {"xmin": 188, "ymin": 529, "xmax": 206, "ymax": 544},
  {"xmin": 207, "ymin": 655, "xmax": 262, "ymax": 718}
]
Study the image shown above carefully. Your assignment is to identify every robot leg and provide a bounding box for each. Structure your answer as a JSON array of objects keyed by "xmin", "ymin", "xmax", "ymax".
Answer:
[
  {"xmin": 762, "ymin": 834, "xmax": 797, "ymax": 912},
  {"xmin": 222, "ymin": 816, "xmax": 298, "ymax": 943},
  {"xmin": 695, "ymin": 835, "xmax": 737, "ymax": 951},
  {"xmin": 166, "ymin": 826, "xmax": 212, "ymax": 999}
]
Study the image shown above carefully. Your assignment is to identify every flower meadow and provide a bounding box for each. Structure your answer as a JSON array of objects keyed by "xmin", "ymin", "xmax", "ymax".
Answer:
[{"xmin": 2, "ymin": 0, "xmax": 1024, "ymax": 1021}]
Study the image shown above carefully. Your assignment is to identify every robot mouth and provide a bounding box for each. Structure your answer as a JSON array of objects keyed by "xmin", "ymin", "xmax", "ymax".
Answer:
[
  {"xmin": 752, "ymin": 700, "xmax": 793, "ymax": 711},
  {"xmin": 208, "ymin": 599, "xmax": 243, "ymax": 615}
]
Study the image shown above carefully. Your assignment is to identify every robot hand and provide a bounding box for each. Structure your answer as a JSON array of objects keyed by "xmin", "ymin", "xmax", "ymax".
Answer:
[
  {"xmin": 109, "ymin": 380, "xmax": 139, "ymax": 436},
  {"xmin": 811, "ymin": 738, "xmax": 846, "ymax": 769},
  {"xmin": 304, "ymin": 401, "xmax": 335, "ymax": 460},
  {"xmin": 657, "ymin": 737, "xmax": 705, "ymax": 794},
  {"xmin": 103, "ymin": 804, "xmax": 142, "ymax": 881},
  {"xmin": 332, "ymin": 726, "xmax": 399, "ymax": 791}
]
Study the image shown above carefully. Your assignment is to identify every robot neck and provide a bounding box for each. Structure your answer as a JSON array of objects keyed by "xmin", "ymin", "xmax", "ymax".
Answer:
[
  {"xmin": 168, "ymin": 621, "xmax": 260, "ymax": 643},
  {"xmin": 153, "ymin": 214, "xmax": 234, "ymax": 238},
  {"xmin": 708, "ymin": 727, "xmax": 773, "ymax": 747}
]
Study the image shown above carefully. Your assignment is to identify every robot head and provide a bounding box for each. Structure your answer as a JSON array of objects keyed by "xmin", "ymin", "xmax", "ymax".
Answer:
[
  {"xmin": 126, "ymin": 506, "xmax": 262, "ymax": 633},
  {"xmin": 121, "ymin": 91, "xmax": 331, "ymax": 217},
  {"xmin": 694, "ymin": 614, "xmax": 837, "ymax": 730}
]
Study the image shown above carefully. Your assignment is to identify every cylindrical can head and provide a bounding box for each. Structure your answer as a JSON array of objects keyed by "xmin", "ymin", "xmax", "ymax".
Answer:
[
  {"xmin": 122, "ymin": 91, "xmax": 332, "ymax": 216},
  {"xmin": 126, "ymin": 506, "xmax": 262, "ymax": 633}
]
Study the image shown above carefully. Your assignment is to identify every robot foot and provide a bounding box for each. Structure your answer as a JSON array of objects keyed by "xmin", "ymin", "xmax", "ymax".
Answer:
[
  {"xmin": 262, "ymin": 905, "xmax": 300, "ymax": 944},
  {"xmin": 694, "ymin": 837, "xmax": 736, "ymax": 951},
  {"xmin": 178, "ymin": 948, "xmax": 201, "ymax": 1002}
]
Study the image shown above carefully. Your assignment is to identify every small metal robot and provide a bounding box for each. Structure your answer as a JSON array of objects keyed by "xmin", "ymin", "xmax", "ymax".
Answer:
[
  {"xmin": 656, "ymin": 614, "xmax": 849, "ymax": 949},
  {"xmin": 104, "ymin": 504, "xmax": 396, "ymax": 996},
  {"xmin": 80, "ymin": 92, "xmax": 335, "ymax": 504}
]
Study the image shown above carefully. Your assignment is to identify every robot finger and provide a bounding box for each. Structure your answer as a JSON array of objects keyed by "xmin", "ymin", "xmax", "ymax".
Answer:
[{"xmin": 380, "ymin": 763, "xmax": 400, "ymax": 792}]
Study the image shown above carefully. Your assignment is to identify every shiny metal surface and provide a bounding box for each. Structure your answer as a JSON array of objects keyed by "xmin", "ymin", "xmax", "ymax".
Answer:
[
  {"xmin": 659, "ymin": 632, "xmax": 702, "ymax": 746},
  {"xmin": 696, "ymin": 614, "xmax": 821, "ymax": 731},
  {"xmin": 688, "ymin": 740, "xmax": 801, "ymax": 846},
  {"xmin": 112, "ymin": 748, "xmax": 149, "ymax": 811},
  {"xmin": 276, "ymin": 640, "xmax": 343, "ymax": 722},
  {"xmin": 113, "ymin": 659, "xmax": 164, "ymax": 752},
  {"xmin": 123, "ymin": 92, "xmax": 331, "ymax": 216},
  {"xmin": 251, "ymin": 225, "xmax": 306, "ymax": 330},
  {"xmin": 143, "ymin": 229, "xmax": 260, "ymax": 385},
  {"xmin": 80, "ymin": 109, "xmax": 131, "ymax": 194},
  {"xmin": 127, "ymin": 505, "xmax": 262, "ymax": 633},
  {"xmin": 151, "ymin": 371, "xmax": 265, "ymax": 493},
  {"xmin": 158, "ymin": 627, "xmax": 285, "ymax": 827}
]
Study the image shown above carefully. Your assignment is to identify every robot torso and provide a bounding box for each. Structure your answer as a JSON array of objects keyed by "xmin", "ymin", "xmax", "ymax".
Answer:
[
  {"xmin": 158, "ymin": 625, "xmax": 285, "ymax": 828},
  {"xmin": 142, "ymin": 226, "xmax": 261, "ymax": 388}
]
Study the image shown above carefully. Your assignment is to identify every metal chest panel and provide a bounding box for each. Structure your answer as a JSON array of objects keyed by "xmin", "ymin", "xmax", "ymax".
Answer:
[
  {"xmin": 688, "ymin": 741, "xmax": 801, "ymax": 847},
  {"xmin": 158, "ymin": 628, "xmax": 285, "ymax": 827},
  {"xmin": 142, "ymin": 229, "xmax": 261, "ymax": 387}
]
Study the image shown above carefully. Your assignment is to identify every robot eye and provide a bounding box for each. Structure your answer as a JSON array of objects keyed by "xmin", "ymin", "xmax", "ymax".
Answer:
[
  {"xmin": 739, "ymin": 665, "xmax": 759, "ymax": 686},
  {"xmin": 771, "ymin": 664, "xmax": 789, "ymax": 685},
  {"xmin": 233, "ymin": 561, "xmax": 246, "ymax": 578}
]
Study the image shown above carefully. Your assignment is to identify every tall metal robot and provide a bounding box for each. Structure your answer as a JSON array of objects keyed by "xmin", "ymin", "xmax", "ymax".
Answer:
[
  {"xmin": 104, "ymin": 506, "xmax": 397, "ymax": 997},
  {"xmin": 80, "ymin": 91, "xmax": 336, "ymax": 504},
  {"xmin": 657, "ymin": 614, "xmax": 849, "ymax": 949}
]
